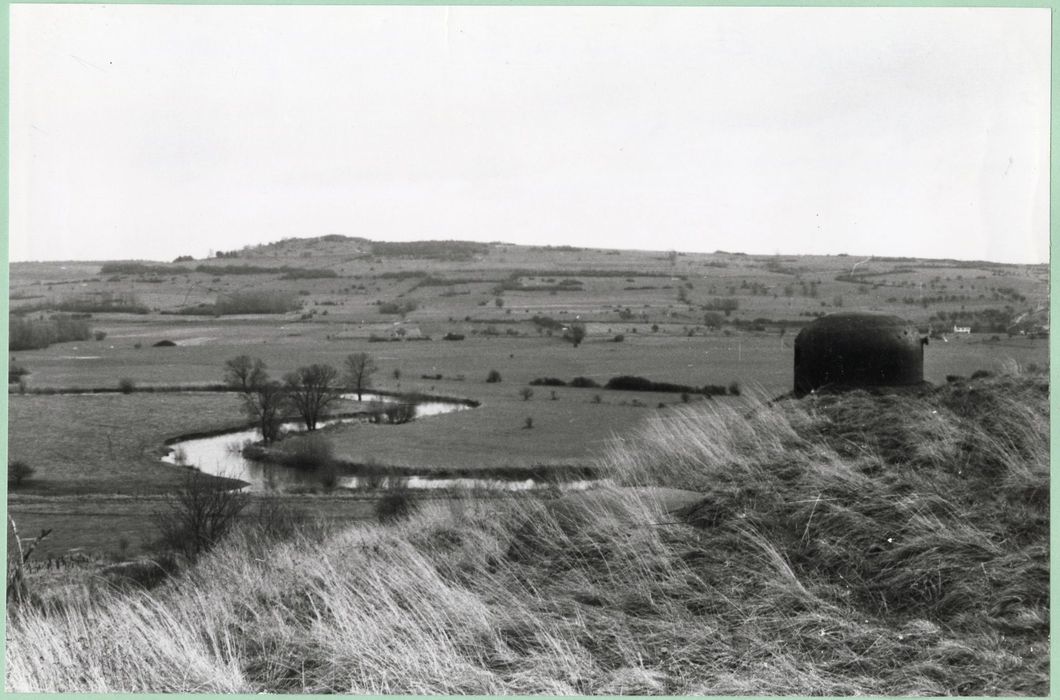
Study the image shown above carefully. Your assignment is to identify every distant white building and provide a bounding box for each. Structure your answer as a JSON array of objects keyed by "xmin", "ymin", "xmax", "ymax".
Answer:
[{"xmin": 953, "ymin": 325, "xmax": 971, "ymax": 334}]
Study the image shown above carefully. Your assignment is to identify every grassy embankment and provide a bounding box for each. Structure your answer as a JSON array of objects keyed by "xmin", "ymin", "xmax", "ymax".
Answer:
[{"xmin": 6, "ymin": 370, "xmax": 1047, "ymax": 694}]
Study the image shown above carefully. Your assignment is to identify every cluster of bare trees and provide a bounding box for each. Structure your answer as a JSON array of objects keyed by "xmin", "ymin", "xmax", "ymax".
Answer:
[{"xmin": 224, "ymin": 352, "xmax": 378, "ymax": 442}]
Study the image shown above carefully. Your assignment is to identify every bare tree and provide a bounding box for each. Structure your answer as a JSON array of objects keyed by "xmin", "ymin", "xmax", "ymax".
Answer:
[
  {"xmin": 285, "ymin": 364, "xmax": 340, "ymax": 431},
  {"xmin": 243, "ymin": 380, "xmax": 289, "ymax": 443},
  {"xmin": 155, "ymin": 470, "xmax": 249, "ymax": 562},
  {"xmin": 224, "ymin": 355, "xmax": 268, "ymax": 393},
  {"xmin": 344, "ymin": 352, "xmax": 377, "ymax": 401}
]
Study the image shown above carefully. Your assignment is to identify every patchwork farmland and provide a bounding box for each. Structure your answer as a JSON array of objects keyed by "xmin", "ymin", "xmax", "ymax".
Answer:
[{"xmin": 6, "ymin": 237, "xmax": 1050, "ymax": 694}]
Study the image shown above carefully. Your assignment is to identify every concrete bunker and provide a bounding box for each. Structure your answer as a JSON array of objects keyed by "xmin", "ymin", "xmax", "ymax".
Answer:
[{"xmin": 793, "ymin": 312, "xmax": 927, "ymax": 397}]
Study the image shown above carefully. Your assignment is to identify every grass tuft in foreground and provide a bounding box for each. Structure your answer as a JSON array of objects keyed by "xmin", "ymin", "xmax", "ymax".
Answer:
[{"xmin": 6, "ymin": 373, "xmax": 1048, "ymax": 694}]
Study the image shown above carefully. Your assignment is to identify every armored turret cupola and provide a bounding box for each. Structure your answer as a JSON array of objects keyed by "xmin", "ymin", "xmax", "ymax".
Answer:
[{"xmin": 793, "ymin": 312, "xmax": 928, "ymax": 397}]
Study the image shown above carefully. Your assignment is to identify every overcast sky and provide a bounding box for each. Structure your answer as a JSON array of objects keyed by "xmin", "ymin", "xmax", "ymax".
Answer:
[{"xmin": 10, "ymin": 5, "xmax": 1051, "ymax": 264}]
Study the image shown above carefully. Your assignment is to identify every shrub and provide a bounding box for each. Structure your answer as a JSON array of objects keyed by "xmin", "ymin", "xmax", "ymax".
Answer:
[
  {"xmin": 371, "ymin": 239, "xmax": 488, "ymax": 261},
  {"xmin": 567, "ymin": 321, "xmax": 587, "ymax": 347},
  {"xmin": 94, "ymin": 330, "xmax": 107, "ymax": 341},
  {"xmin": 154, "ymin": 470, "xmax": 249, "ymax": 562},
  {"xmin": 118, "ymin": 378, "xmax": 136, "ymax": 394},
  {"xmin": 378, "ymin": 300, "xmax": 418, "ymax": 315},
  {"xmin": 383, "ymin": 401, "xmax": 417, "ymax": 425},
  {"xmin": 486, "ymin": 369, "xmax": 502, "ymax": 383},
  {"xmin": 214, "ymin": 291, "xmax": 300, "ymax": 315},
  {"xmin": 280, "ymin": 268, "xmax": 338, "ymax": 280},
  {"xmin": 365, "ymin": 400, "xmax": 388, "ymax": 424},
  {"xmin": 101, "ymin": 262, "xmax": 186, "ymax": 275},
  {"xmin": 243, "ymin": 496, "xmax": 314, "ymax": 546},
  {"xmin": 152, "ymin": 339, "xmax": 177, "ymax": 347},
  {"xmin": 605, "ymin": 375, "xmax": 697, "ymax": 394},
  {"xmin": 317, "ymin": 461, "xmax": 338, "ymax": 489},
  {"xmin": 9, "ymin": 364, "xmax": 28, "ymax": 383},
  {"xmin": 727, "ymin": 381, "xmax": 741, "ymax": 396},
  {"xmin": 519, "ymin": 387, "xmax": 534, "ymax": 401},
  {"xmin": 569, "ymin": 376, "xmax": 600, "ymax": 389},
  {"xmin": 524, "ymin": 416, "xmax": 534, "ymax": 429},
  {"xmin": 531, "ymin": 315, "xmax": 564, "ymax": 331},
  {"xmin": 705, "ymin": 297, "xmax": 739, "ymax": 316},
  {"xmin": 8, "ymin": 461, "xmax": 34, "ymax": 487},
  {"xmin": 612, "ymin": 334, "xmax": 625, "ymax": 342},
  {"xmin": 9, "ymin": 315, "xmax": 92, "ymax": 351},
  {"xmin": 277, "ymin": 433, "xmax": 334, "ymax": 470},
  {"xmin": 375, "ymin": 483, "xmax": 419, "ymax": 524},
  {"xmin": 442, "ymin": 333, "xmax": 465, "ymax": 341},
  {"xmin": 529, "ymin": 377, "xmax": 566, "ymax": 387}
]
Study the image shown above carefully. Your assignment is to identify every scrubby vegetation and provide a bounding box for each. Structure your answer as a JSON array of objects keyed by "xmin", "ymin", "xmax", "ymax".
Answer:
[
  {"xmin": 8, "ymin": 460, "xmax": 35, "ymax": 488},
  {"xmin": 9, "ymin": 363, "xmax": 29, "ymax": 383},
  {"xmin": 214, "ymin": 291, "xmax": 301, "ymax": 315},
  {"xmin": 273, "ymin": 433, "xmax": 335, "ymax": 470},
  {"xmin": 6, "ymin": 373, "xmax": 1046, "ymax": 694},
  {"xmin": 9, "ymin": 315, "xmax": 93, "ymax": 351},
  {"xmin": 370, "ymin": 240, "xmax": 489, "ymax": 261},
  {"xmin": 100, "ymin": 262, "xmax": 188, "ymax": 275},
  {"xmin": 153, "ymin": 470, "xmax": 250, "ymax": 562},
  {"xmin": 528, "ymin": 377, "xmax": 565, "ymax": 387},
  {"xmin": 374, "ymin": 481, "xmax": 419, "ymax": 524},
  {"xmin": 378, "ymin": 300, "xmax": 419, "ymax": 316}
]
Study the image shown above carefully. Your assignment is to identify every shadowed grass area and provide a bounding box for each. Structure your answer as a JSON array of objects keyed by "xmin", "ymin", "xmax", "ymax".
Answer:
[{"xmin": 6, "ymin": 372, "xmax": 1048, "ymax": 694}]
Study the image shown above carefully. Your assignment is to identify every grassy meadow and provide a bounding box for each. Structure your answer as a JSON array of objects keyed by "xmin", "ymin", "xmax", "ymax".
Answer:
[
  {"xmin": 6, "ymin": 370, "xmax": 1048, "ymax": 694},
  {"xmin": 6, "ymin": 237, "xmax": 1050, "ymax": 693}
]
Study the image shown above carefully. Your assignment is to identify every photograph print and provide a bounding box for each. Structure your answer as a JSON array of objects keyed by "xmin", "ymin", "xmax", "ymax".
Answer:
[{"xmin": 6, "ymin": 5, "xmax": 1050, "ymax": 695}]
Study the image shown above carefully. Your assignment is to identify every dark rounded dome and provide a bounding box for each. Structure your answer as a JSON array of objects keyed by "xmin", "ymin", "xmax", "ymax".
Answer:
[{"xmin": 793, "ymin": 312, "xmax": 927, "ymax": 396}]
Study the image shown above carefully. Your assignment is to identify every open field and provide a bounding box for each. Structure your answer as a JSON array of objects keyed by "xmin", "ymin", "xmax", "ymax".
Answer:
[
  {"xmin": 6, "ymin": 238, "xmax": 1050, "ymax": 694},
  {"xmin": 320, "ymin": 389, "xmax": 704, "ymax": 473},
  {"xmin": 12, "ymin": 319, "xmax": 1048, "ymax": 394},
  {"xmin": 8, "ymin": 393, "xmax": 246, "ymax": 495},
  {"xmin": 7, "ymin": 239, "xmax": 1049, "ymax": 569},
  {"xmin": 7, "ymin": 372, "xmax": 1048, "ymax": 694}
]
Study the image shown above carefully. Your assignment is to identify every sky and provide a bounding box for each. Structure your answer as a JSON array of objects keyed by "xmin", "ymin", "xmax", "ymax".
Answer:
[{"xmin": 9, "ymin": 5, "xmax": 1051, "ymax": 264}]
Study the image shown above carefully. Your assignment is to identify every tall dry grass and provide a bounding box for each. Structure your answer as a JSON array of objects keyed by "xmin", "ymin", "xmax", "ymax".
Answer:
[{"xmin": 6, "ymin": 374, "xmax": 1048, "ymax": 694}]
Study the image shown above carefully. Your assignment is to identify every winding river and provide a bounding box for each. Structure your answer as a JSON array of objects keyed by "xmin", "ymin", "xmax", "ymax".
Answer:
[{"xmin": 162, "ymin": 392, "xmax": 595, "ymax": 493}]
